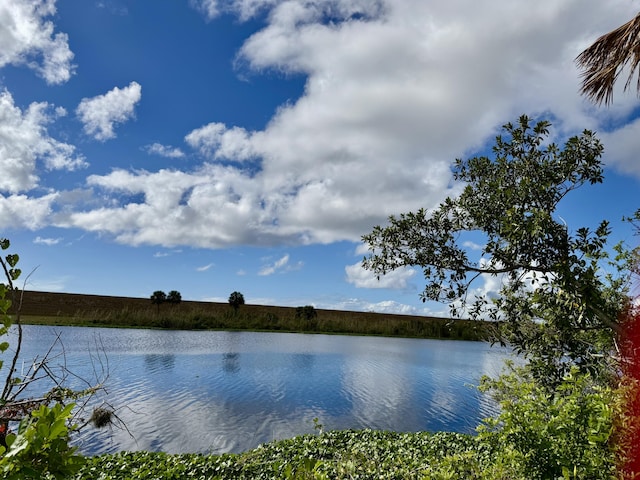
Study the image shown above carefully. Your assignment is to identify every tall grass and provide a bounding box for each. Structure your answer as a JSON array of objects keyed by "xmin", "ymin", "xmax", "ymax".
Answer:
[{"xmin": 16, "ymin": 291, "xmax": 490, "ymax": 341}]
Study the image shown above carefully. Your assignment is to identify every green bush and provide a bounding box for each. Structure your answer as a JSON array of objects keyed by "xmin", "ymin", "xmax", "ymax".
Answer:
[
  {"xmin": 0, "ymin": 403, "xmax": 85, "ymax": 480},
  {"xmin": 476, "ymin": 363, "xmax": 616, "ymax": 479}
]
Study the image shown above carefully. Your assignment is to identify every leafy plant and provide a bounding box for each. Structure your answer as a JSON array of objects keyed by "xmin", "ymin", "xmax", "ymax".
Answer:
[
  {"xmin": 0, "ymin": 403, "xmax": 85, "ymax": 479},
  {"xmin": 476, "ymin": 363, "xmax": 616, "ymax": 480}
]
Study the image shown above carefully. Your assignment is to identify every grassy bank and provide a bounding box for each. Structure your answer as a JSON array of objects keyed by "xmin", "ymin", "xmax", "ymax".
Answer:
[
  {"xmin": 72, "ymin": 430, "xmax": 497, "ymax": 480},
  {"xmin": 73, "ymin": 425, "xmax": 616, "ymax": 480},
  {"xmin": 14, "ymin": 291, "xmax": 491, "ymax": 341}
]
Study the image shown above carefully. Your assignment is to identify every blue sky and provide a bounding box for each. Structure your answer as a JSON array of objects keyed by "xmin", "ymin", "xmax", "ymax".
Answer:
[{"xmin": 0, "ymin": 0, "xmax": 639, "ymax": 316}]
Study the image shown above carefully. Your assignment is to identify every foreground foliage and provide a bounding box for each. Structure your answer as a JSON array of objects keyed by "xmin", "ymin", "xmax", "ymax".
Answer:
[
  {"xmin": 1, "ymin": 239, "xmax": 87, "ymax": 479},
  {"xmin": 74, "ymin": 431, "xmax": 479, "ymax": 480},
  {"xmin": 478, "ymin": 365, "xmax": 617, "ymax": 479},
  {"xmin": 1, "ymin": 403, "xmax": 84, "ymax": 480},
  {"xmin": 74, "ymin": 367, "xmax": 620, "ymax": 479},
  {"xmin": 73, "ymin": 396, "xmax": 617, "ymax": 480}
]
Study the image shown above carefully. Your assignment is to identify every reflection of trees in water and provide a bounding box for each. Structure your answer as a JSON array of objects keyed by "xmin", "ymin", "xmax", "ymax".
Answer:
[
  {"xmin": 292, "ymin": 353, "xmax": 314, "ymax": 370},
  {"xmin": 144, "ymin": 354, "xmax": 176, "ymax": 372},
  {"xmin": 223, "ymin": 353, "xmax": 240, "ymax": 373}
]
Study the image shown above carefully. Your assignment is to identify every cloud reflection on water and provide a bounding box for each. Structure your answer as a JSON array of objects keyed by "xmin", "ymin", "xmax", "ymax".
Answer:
[{"xmin": 15, "ymin": 326, "xmax": 512, "ymax": 454}]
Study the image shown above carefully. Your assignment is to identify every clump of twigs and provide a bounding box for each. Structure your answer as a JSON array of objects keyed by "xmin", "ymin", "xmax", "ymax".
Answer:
[{"xmin": 90, "ymin": 407, "xmax": 114, "ymax": 428}]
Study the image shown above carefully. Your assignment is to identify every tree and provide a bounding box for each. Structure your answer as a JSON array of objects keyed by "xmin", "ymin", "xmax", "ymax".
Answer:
[
  {"xmin": 295, "ymin": 305, "xmax": 318, "ymax": 321},
  {"xmin": 576, "ymin": 11, "xmax": 640, "ymax": 105},
  {"xmin": 228, "ymin": 291, "xmax": 245, "ymax": 311},
  {"xmin": 167, "ymin": 290, "xmax": 182, "ymax": 305},
  {"xmin": 362, "ymin": 115, "xmax": 632, "ymax": 387},
  {"xmin": 150, "ymin": 290, "xmax": 166, "ymax": 313}
]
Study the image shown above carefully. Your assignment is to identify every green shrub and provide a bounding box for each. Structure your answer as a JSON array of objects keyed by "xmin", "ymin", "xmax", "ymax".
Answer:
[
  {"xmin": 0, "ymin": 403, "xmax": 85, "ymax": 479},
  {"xmin": 476, "ymin": 363, "xmax": 616, "ymax": 479}
]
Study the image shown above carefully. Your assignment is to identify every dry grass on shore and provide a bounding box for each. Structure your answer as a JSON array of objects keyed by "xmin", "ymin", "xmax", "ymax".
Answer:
[{"xmin": 12, "ymin": 290, "xmax": 490, "ymax": 341}]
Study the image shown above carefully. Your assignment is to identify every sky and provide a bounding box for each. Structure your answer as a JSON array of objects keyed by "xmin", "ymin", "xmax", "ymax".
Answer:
[{"xmin": 0, "ymin": 0, "xmax": 639, "ymax": 317}]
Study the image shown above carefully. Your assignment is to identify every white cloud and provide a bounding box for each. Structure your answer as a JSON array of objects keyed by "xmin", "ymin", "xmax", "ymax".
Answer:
[
  {"xmin": 259, "ymin": 254, "xmax": 289, "ymax": 276},
  {"xmin": 0, "ymin": 193, "xmax": 58, "ymax": 230},
  {"xmin": 196, "ymin": 263, "xmax": 214, "ymax": 272},
  {"xmin": 189, "ymin": 0, "xmax": 279, "ymax": 21},
  {"xmin": 62, "ymin": 0, "xmax": 639, "ymax": 249},
  {"xmin": 34, "ymin": 236, "xmax": 62, "ymax": 245},
  {"xmin": 60, "ymin": 164, "xmax": 277, "ymax": 247},
  {"xmin": 144, "ymin": 143, "xmax": 185, "ymax": 159},
  {"xmin": 185, "ymin": 124, "xmax": 256, "ymax": 161},
  {"xmin": 76, "ymin": 82, "xmax": 142, "ymax": 141},
  {"xmin": 345, "ymin": 261, "xmax": 416, "ymax": 290},
  {"xmin": 189, "ymin": 0, "xmax": 220, "ymax": 20},
  {"xmin": 600, "ymin": 118, "xmax": 640, "ymax": 178},
  {"xmin": 463, "ymin": 241, "xmax": 484, "ymax": 251},
  {"xmin": 323, "ymin": 297, "xmax": 435, "ymax": 316},
  {"xmin": 0, "ymin": 0, "xmax": 75, "ymax": 84},
  {"xmin": 258, "ymin": 253, "xmax": 303, "ymax": 275},
  {"xmin": 0, "ymin": 90, "xmax": 86, "ymax": 193},
  {"xmin": 354, "ymin": 243, "xmax": 370, "ymax": 257}
]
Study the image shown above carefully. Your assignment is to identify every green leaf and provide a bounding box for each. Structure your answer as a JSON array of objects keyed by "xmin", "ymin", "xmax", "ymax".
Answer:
[
  {"xmin": 5, "ymin": 254, "xmax": 18, "ymax": 268},
  {"xmin": 9, "ymin": 269, "xmax": 20, "ymax": 281}
]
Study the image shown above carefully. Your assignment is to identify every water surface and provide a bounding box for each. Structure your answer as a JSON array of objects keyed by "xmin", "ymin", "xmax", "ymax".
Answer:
[{"xmin": 7, "ymin": 325, "xmax": 510, "ymax": 454}]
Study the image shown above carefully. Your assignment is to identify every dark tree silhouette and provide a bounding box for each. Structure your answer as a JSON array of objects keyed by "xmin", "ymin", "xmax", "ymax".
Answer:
[
  {"xmin": 150, "ymin": 290, "xmax": 167, "ymax": 313},
  {"xmin": 228, "ymin": 291, "xmax": 245, "ymax": 311},
  {"xmin": 167, "ymin": 290, "xmax": 182, "ymax": 305}
]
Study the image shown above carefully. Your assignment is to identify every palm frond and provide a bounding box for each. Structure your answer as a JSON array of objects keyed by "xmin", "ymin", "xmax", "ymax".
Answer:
[{"xmin": 576, "ymin": 12, "xmax": 640, "ymax": 105}]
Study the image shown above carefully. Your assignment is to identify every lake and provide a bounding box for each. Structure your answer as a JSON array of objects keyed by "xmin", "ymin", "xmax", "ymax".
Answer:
[{"xmin": 6, "ymin": 325, "xmax": 511, "ymax": 455}]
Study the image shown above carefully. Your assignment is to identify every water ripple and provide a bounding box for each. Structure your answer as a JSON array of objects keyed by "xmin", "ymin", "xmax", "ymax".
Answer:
[{"xmin": 14, "ymin": 326, "xmax": 512, "ymax": 454}]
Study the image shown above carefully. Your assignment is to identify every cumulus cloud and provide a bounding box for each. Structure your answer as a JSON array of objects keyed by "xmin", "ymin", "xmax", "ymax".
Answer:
[
  {"xmin": 76, "ymin": 82, "xmax": 142, "ymax": 141},
  {"xmin": 62, "ymin": 0, "xmax": 638, "ymax": 249},
  {"xmin": 185, "ymin": 124, "xmax": 256, "ymax": 161},
  {"xmin": 0, "ymin": 90, "xmax": 86, "ymax": 193},
  {"xmin": 0, "ymin": 0, "xmax": 75, "ymax": 84},
  {"xmin": 144, "ymin": 143, "xmax": 185, "ymax": 159},
  {"xmin": 599, "ymin": 118, "xmax": 640, "ymax": 177},
  {"xmin": 323, "ymin": 297, "xmax": 434, "ymax": 316},
  {"xmin": 60, "ymin": 164, "xmax": 278, "ymax": 247},
  {"xmin": 0, "ymin": 193, "xmax": 58, "ymax": 229},
  {"xmin": 345, "ymin": 261, "xmax": 416, "ymax": 290}
]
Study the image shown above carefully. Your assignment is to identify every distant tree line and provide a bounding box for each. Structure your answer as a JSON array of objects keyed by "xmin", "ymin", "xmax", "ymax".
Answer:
[
  {"xmin": 150, "ymin": 290, "xmax": 182, "ymax": 313},
  {"xmin": 150, "ymin": 290, "xmax": 248, "ymax": 313}
]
